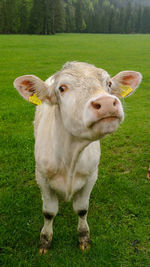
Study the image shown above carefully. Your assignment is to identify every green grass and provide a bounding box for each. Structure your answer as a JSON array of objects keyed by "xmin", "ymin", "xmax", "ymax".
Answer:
[{"xmin": 0, "ymin": 34, "xmax": 150, "ymax": 267}]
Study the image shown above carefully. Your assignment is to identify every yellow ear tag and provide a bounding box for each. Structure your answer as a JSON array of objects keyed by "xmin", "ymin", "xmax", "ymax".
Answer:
[
  {"xmin": 120, "ymin": 85, "xmax": 133, "ymax": 97},
  {"xmin": 29, "ymin": 94, "xmax": 41, "ymax": 105},
  {"xmin": 120, "ymin": 85, "xmax": 133, "ymax": 98}
]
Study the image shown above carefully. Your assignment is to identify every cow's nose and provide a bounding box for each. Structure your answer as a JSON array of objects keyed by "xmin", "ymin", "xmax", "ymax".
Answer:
[{"xmin": 90, "ymin": 95, "xmax": 120, "ymax": 116}]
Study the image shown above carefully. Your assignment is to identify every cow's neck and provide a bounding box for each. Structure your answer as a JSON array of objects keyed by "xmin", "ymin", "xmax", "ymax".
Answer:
[{"xmin": 54, "ymin": 106, "xmax": 90, "ymax": 198}]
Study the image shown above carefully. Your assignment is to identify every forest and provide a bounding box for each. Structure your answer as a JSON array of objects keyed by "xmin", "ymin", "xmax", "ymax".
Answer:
[{"xmin": 0, "ymin": 0, "xmax": 150, "ymax": 34}]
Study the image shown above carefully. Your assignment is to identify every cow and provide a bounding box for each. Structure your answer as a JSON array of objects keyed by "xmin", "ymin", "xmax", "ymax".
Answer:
[{"xmin": 14, "ymin": 62, "xmax": 142, "ymax": 254}]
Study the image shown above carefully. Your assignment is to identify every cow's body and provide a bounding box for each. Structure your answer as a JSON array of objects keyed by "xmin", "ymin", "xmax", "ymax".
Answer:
[
  {"xmin": 35, "ymin": 88, "xmax": 100, "ymax": 201},
  {"xmin": 14, "ymin": 62, "xmax": 142, "ymax": 253}
]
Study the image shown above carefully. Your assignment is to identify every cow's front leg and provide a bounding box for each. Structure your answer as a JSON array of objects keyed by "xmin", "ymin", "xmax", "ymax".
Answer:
[
  {"xmin": 36, "ymin": 172, "xmax": 58, "ymax": 254},
  {"xmin": 73, "ymin": 172, "xmax": 97, "ymax": 251},
  {"xmin": 77, "ymin": 209, "xmax": 90, "ymax": 251}
]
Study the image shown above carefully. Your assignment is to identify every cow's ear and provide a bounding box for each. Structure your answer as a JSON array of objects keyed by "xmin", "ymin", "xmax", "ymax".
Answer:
[
  {"xmin": 14, "ymin": 75, "xmax": 57, "ymax": 105},
  {"xmin": 111, "ymin": 71, "xmax": 142, "ymax": 98}
]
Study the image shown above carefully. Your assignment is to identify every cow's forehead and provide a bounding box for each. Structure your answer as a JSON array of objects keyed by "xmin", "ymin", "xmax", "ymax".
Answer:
[{"xmin": 60, "ymin": 61, "xmax": 110, "ymax": 82}]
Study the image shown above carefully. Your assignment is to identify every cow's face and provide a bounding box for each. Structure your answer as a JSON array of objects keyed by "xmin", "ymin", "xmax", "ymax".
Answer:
[
  {"xmin": 14, "ymin": 62, "xmax": 142, "ymax": 141},
  {"xmin": 47, "ymin": 62, "xmax": 142, "ymax": 140}
]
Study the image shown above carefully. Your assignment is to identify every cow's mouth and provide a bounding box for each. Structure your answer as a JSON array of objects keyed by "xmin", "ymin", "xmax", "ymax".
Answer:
[
  {"xmin": 91, "ymin": 116, "xmax": 119, "ymax": 127},
  {"xmin": 99, "ymin": 116, "xmax": 119, "ymax": 122}
]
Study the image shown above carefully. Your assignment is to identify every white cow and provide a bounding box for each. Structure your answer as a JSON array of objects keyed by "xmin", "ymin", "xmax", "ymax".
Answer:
[{"xmin": 14, "ymin": 62, "xmax": 142, "ymax": 253}]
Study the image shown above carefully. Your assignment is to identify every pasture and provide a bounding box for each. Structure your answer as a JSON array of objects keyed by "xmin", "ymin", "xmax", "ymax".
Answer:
[{"xmin": 0, "ymin": 34, "xmax": 150, "ymax": 266}]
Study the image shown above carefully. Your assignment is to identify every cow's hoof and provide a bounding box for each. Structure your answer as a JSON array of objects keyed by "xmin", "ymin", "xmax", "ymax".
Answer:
[
  {"xmin": 39, "ymin": 248, "xmax": 48, "ymax": 254},
  {"xmin": 78, "ymin": 229, "xmax": 90, "ymax": 251},
  {"xmin": 79, "ymin": 242, "xmax": 90, "ymax": 251},
  {"xmin": 39, "ymin": 233, "xmax": 52, "ymax": 254}
]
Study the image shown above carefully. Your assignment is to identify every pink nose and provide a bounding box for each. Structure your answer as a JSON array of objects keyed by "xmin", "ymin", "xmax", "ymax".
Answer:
[{"xmin": 90, "ymin": 95, "xmax": 120, "ymax": 118}]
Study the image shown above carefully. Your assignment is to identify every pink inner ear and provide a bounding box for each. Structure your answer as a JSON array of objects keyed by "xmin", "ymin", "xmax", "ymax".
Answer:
[
  {"xmin": 16, "ymin": 79, "xmax": 35, "ymax": 100},
  {"xmin": 122, "ymin": 73, "xmax": 140, "ymax": 89},
  {"xmin": 22, "ymin": 80, "xmax": 34, "ymax": 90}
]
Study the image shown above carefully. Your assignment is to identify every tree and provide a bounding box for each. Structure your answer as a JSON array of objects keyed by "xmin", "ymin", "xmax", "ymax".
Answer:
[
  {"xmin": 65, "ymin": 0, "xmax": 76, "ymax": 32},
  {"xmin": 0, "ymin": 0, "xmax": 20, "ymax": 33},
  {"xmin": 0, "ymin": 0, "xmax": 5, "ymax": 33},
  {"xmin": 53, "ymin": 0, "xmax": 66, "ymax": 33},
  {"xmin": 135, "ymin": 6, "xmax": 142, "ymax": 33},
  {"xmin": 141, "ymin": 6, "xmax": 150, "ymax": 33},
  {"xmin": 19, "ymin": 0, "xmax": 28, "ymax": 33},
  {"xmin": 75, "ymin": 0, "xmax": 83, "ymax": 32},
  {"xmin": 28, "ymin": 0, "xmax": 45, "ymax": 34}
]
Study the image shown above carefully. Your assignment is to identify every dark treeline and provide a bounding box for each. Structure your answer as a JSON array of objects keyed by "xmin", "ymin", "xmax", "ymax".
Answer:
[{"xmin": 0, "ymin": 0, "xmax": 150, "ymax": 34}]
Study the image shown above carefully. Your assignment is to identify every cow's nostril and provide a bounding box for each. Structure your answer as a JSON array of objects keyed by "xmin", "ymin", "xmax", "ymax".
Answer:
[
  {"xmin": 91, "ymin": 102, "xmax": 101, "ymax": 110},
  {"xmin": 113, "ymin": 99, "xmax": 118, "ymax": 106}
]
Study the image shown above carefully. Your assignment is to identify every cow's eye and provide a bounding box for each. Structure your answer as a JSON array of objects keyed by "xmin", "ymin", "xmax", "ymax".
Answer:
[
  {"xmin": 107, "ymin": 81, "xmax": 112, "ymax": 92},
  {"xmin": 108, "ymin": 81, "xmax": 112, "ymax": 88},
  {"xmin": 59, "ymin": 84, "xmax": 68, "ymax": 93}
]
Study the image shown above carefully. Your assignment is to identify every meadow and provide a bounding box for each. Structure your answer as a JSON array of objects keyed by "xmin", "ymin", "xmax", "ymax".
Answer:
[{"xmin": 0, "ymin": 34, "xmax": 150, "ymax": 267}]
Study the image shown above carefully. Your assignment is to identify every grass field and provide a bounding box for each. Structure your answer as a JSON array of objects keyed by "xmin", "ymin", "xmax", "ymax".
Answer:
[{"xmin": 0, "ymin": 34, "xmax": 150, "ymax": 267}]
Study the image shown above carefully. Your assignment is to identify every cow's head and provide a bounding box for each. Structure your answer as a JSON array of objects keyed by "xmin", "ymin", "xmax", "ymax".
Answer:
[{"xmin": 14, "ymin": 62, "xmax": 142, "ymax": 140}]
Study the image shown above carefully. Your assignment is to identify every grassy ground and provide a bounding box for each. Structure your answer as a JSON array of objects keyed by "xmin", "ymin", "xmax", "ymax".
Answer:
[{"xmin": 0, "ymin": 34, "xmax": 150, "ymax": 267}]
